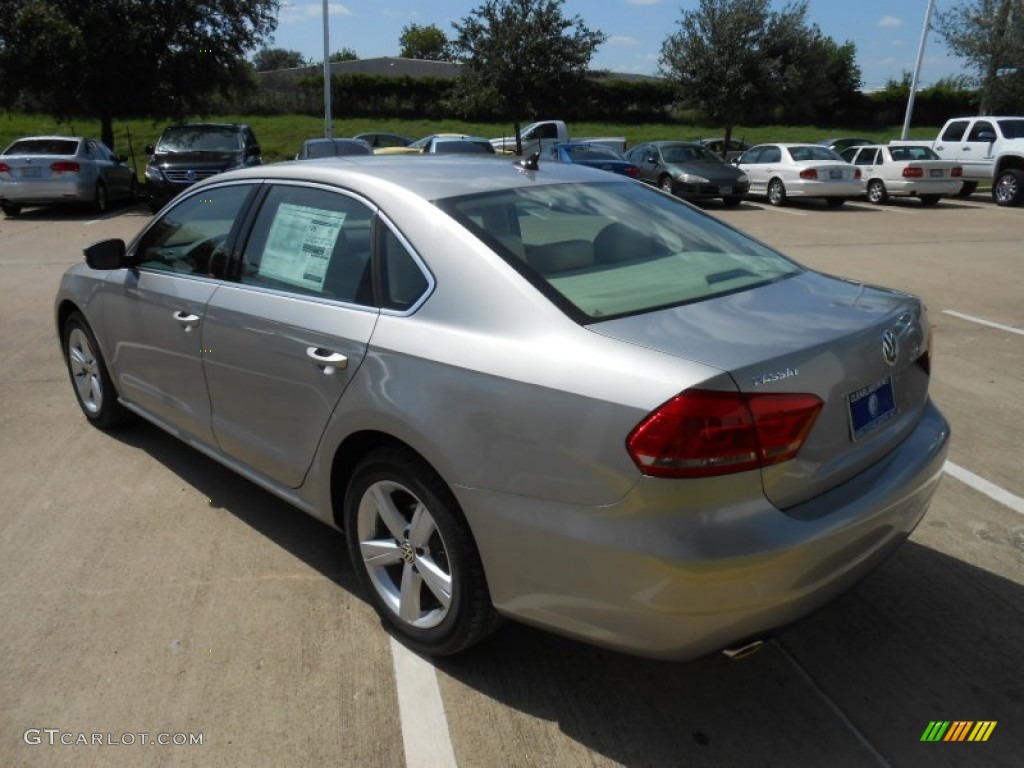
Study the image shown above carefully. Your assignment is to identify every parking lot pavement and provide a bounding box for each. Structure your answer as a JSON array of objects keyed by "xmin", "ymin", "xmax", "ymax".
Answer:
[{"xmin": 2, "ymin": 201, "xmax": 1022, "ymax": 767}]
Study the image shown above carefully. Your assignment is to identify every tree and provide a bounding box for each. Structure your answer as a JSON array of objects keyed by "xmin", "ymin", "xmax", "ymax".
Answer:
[
  {"xmin": 936, "ymin": 0, "xmax": 1024, "ymax": 113},
  {"xmin": 659, "ymin": 0, "xmax": 859, "ymax": 141},
  {"xmin": 399, "ymin": 23, "xmax": 451, "ymax": 61},
  {"xmin": 330, "ymin": 48, "xmax": 359, "ymax": 62},
  {"xmin": 449, "ymin": 0, "xmax": 607, "ymax": 152},
  {"xmin": 253, "ymin": 47, "xmax": 307, "ymax": 71},
  {"xmin": 0, "ymin": 1, "xmax": 279, "ymax": 150}
]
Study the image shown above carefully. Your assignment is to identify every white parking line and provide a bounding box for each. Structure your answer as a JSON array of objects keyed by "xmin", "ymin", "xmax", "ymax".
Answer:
[
  {"xmin": 944, "ymin": 461, "xmax": 1024, "ymax": 516},
  {"xmin": 941, "ymin": 310, "xmax": 1024, "ymax": 336},
  {"xmin": 745, "ymin": 202, "xmax": 808, "ymax": 216},
  {"xmin": 391, "ymin": 637, "xmax": 459, "ymax": 768}
]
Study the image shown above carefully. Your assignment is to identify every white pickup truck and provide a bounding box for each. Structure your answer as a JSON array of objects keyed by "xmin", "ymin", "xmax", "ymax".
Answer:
[
  {"xmin": 490, "ymin": 120, "xmax": 627, "ymax": 156},
  {"xmin": 901, "ymin": 116, "xmax": 1024, "ymax": 206}
]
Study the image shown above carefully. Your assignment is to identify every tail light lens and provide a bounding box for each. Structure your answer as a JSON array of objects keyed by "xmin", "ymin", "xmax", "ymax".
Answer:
[
  {"xmin": 854, "ymin": 168, "xmax": 862, "ymax": 179},
  {"xmin": 50, "ymin": 161, "xmax": 80, "ymax": 173},
  {"xmin": 799, "ymin": 169, "xmax": 818, "ymax": 180},
  {"xmin": 902, "ymin": 167, "xmax": 923, "ymax": 178},
  {"xmin": 951, "ymin": 166, "xmax": 962, "ymax": 177},
  {"xmin": 627, "ymin": 389, "xmax": 823, "ymax": 479},
  {"xmin": 625, "ymin": 166, "xmax": 639, "ymax": 178},
  {"xmin": 0, "ymin": 162, "xmax": 10, "ymax": 173}
]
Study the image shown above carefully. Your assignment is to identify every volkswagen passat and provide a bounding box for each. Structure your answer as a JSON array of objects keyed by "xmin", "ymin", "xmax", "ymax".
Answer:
[{"xmin": 55, "ymin": 155, "xmax": 950, "ymax": 660}]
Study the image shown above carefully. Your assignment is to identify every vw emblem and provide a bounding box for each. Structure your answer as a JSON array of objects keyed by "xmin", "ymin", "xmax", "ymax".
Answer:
[
  {"xmin": 881, "ymin": 329, "xmax": 898, "ymax": 367},
  {"xmin": 185, "ymin": 169, "xmax": 196, "ymax": 183}
]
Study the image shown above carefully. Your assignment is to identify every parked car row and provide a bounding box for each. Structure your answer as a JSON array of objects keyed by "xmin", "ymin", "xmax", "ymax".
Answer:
[{"xmin": 1, "ymin": 123, "xmax": 1004, "ymax": 218}]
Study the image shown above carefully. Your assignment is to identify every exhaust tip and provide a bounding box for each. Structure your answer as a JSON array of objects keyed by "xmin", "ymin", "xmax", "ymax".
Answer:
[{"xmin": 721, "ymin": 639, "xmax": 765, "ymax": 660}]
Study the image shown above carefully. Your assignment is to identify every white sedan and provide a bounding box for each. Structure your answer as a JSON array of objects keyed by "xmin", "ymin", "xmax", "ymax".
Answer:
[
  {"xmin": 840, "ymin": 144, "xmax": 963, "ymax": 206},
  {"xmin": 736, "ymin": 143, "xmax": 862, "ymax": 207}
]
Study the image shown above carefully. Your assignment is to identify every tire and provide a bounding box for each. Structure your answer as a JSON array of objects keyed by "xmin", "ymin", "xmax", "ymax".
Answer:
[
  {"xmin": 722, "ymin": 195, "xmax": 743, "ymax": 207},
  {"xmin": 992, "ymin": 168, "xmax": 1024, "ymax": 207},
  {"xmin": 128, "ymin": 177, "xmax": 139, "ymax": 204},
  {"xmin": 1, "ymin": 201, "xmax": 21, "ymax": 216},
  {"xmin": 955, "ymin": 181, "xmax": 977, "ymax": 198},
  {"xmin": 659, "ymin": 175, "xmax": 675, "ymax": 195},
  {"xmin": 767, "ymin": 178, "xmax": 787, "ymax": 206},
  {"xmin": 62, "ymin": 311, "xmax": 128, "ymax": 430},
  {"xmin": 919, "ymin": 194, "xmax": 941, "ymax": 207},
  {"xmin": 345, "ymin": 447, "xmax": 501, "ymax": 656},
  {"xmin": 825, "ymin": 197, "xmax": 846, "ymax": 208},
  {"xmin": 866, "ymin": 179, "xmax": 888, "ymax": 205},
  {"xmin": 93, "ymin": 182, "xmax": 108, "ymax": 213}
]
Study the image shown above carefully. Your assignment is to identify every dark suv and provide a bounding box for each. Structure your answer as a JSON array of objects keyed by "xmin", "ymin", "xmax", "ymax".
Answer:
[{"xmin": 144, "ymin": 123, "xmax": 261, "ymax": 212}]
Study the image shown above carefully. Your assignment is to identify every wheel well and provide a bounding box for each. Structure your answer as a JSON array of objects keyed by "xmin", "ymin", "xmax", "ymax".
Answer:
[
  {"xmin": 329, "ymin": 431, "xmax": 435, "ymax": 530},
  {"xmin": 996, "ymin": 155, "xmax": 1024, "ymax": 174},
  {"xmin": 56, "ymin": 300, "xmax": 80, "ymax": 340}
]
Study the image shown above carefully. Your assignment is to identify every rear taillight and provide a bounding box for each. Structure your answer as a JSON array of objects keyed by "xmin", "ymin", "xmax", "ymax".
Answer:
[
  {"xmin": 799, "ymin": 169, "xmax": 818, "ymax": 180},
  {"xmin": 625, "ymin": 166, "xmax": 639, "ymax": 178},
  {"xmin": 626, "ymin": 389, "xmax": 823, "ymax": 479},
  {"xmin": 951, "ymin": 166, "xmax": 962, "ymax": 177},
  {"xmin": 0, "ymin": 162, "xmax": 10, "ymax": 173},
  {"xmin": 854, "ymin": 168, "xmax": 862, "ymax": 179},
  {"xmin": 902, "ymin": 167, "xmax": 923, "ymax": 178},
  {"xmin": 50, "ymin": 161, "xmax": 80, "ymax": 173}
]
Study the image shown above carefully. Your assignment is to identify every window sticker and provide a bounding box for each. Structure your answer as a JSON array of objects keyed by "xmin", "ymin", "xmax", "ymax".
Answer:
[{"xmin": 258, "ymin": 203, "xmax": 347, "ymax": 291}]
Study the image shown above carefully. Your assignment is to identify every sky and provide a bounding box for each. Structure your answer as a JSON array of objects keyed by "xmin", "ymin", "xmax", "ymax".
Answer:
[{"xmin": 269, "ymin": 0, "xmax": 970, "ymax": 90}]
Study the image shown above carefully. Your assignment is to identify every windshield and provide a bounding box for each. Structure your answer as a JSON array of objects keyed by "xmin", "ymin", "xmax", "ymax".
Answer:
[
  {"xmin": 662, "ymin": 144, "xmax": 720, "ymax": 164},
  {"xmin": 437, "ymin": 181, "xmax": 801, "ymax": 321},
  {"xmin": 156, "ymin": 126, "xmax": 243, "ymax": 153},
  {"xmin": 997, "ymin": 119, "xmax": 1024, "ymax": 139}
]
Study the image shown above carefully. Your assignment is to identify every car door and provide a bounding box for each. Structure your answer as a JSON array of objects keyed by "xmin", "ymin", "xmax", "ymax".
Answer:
[
  {"xmin": 631, "ymin": 144, "xmax": 660, "ymax": 185},
  {"xmin": 737, "ymin": 146, "xmax": 768, "ymax": 194},
  {"xmin": 101, "ymin": 183, "xmax": 256, "ymax": 443},
  {"xmin": 958, "ymin": 119, "xmax": 998, "ymax": 176},
  {"xmin": 201, "ymin": 183, "xmax": 383, "ymax": 488},
  {"xmin": 86, "ymin": 140, "xmax": 125, "ymax": 200}
]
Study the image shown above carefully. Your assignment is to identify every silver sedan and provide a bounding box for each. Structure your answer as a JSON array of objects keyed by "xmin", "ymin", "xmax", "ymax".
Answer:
[
  {"xmin": 54, "ymin": 155, "xmax": 950, "ymax": 660},
  {"xmin": 1, "ymin": 135, "xmax": 138, "ymax": 215}
]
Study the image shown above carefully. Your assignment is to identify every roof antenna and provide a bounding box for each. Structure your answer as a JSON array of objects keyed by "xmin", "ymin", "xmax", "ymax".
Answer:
[{"xmin": 516, "ymin": 152, "xmax": 540, "ymax": 171}]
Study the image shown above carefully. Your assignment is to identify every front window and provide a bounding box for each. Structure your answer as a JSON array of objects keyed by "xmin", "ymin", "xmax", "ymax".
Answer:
[
  {"xmin": 156, "ymin": 126, "xmax": 243, "ymax": 153},
  {"xmin": 437, "ymin": 181, "xmax": 801, "ymax": 322}
]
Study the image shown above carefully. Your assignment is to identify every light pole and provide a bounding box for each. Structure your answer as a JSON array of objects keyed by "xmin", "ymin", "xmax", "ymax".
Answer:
[
  {"xmin": 901, "ymin": 0, "xmax": 937, "ymax": 140},
  {"xmin": 323, "ymin": 0, "xmax": 333, "ymax": 138}
]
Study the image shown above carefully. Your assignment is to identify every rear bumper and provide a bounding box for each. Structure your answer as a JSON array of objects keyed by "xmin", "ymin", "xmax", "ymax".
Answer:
[
  {"xmin": 885, "ymin": 179, "xmax": 962, "ymax": 197},
  {"xmin": 785, "ymin": 180, "xmax": 863, "ymax": 198},
  {"xmin": 457, "ymin": 399, "xmax": 950, "ymax": 660},
  {"xmin": 0, "ymin": 178, "xmax": 92, "ymax": 204}
]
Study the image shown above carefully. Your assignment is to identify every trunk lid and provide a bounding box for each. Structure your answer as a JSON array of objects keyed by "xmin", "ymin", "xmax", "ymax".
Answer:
[{"xmin": 590, "ymin": 271, "xmax": 932, "ymax": 509}]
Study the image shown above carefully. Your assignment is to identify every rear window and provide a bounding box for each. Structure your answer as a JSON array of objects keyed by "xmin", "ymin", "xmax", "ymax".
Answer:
[
  {"xmin": 3, "ymin": 139, "xmax": 79, "ymax": 156},
  {"xmin": 436, "ymin": 181, "xmax": 801, "ymax": 322}
]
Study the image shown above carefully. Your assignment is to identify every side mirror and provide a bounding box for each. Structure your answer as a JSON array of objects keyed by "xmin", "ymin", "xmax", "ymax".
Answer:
[
  {"xmin": 117, "ymin": 154, "xmax": 129, "ymax": 162},
  {"xmin": 646, "ymin": 154, "xmax": 657, "ymax": 164},
  {"xmin": 249, "ymin": 144, "xmax": 261, "ymax": 157},
  {"xmin": 977, "ymin": 131, "xmax": 996, "ymax": 142},
  {"xmin": 144, "ymin": 144, "xmax": 155, "ymax": 155},
  {"xmin": 84, "ymin": 239, "xmax": 127, "ymax": 270}
]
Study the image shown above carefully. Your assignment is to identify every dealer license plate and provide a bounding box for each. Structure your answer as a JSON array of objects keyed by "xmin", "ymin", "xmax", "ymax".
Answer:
[
  {"xmin": 848, "ymin": 376, "xmax": 896, "ymax": 441},
  {"xmin": 929, "ymin": 169, "xmax": 944, "ymax": 177},
  {"xmin": 829, "ymin": 169, "xmax": 843, "ymax": 179},
  {"xmin": 20, "ymin": 166, "xmax": 41, "ymax": 178}
]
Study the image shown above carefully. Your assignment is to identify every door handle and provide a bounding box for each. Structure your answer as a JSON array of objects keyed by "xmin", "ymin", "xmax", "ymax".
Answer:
[
  {"xmin": 306, "ymin": 346, "xmax": 348, "ymax": 373},
  {"xmin": 173, "ymin": 311, "xmax": 200, "ymax": 331}
]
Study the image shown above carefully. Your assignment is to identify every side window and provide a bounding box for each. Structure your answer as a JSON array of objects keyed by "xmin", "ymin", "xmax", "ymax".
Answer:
[
  {"xmin": 940, "ymin": 121, "xmax": 968, "ymax": 142},
  {"xmin": 537, "ymin": 123, "xmax": 559, "ymax": 140},
  {"xmin": 380, "ymin": 225, "xmax": 429, "ymax": 311},
  {"xmin": 738, "ymin": 147, "xmax": 762, "ymax": 164},
  {"xmin": 967, "ymin": 121, "xmax": 994, "ymax": 141},
  {"xmin": 134, "ymin": 185, "xmax": 251, "ymax": 277},
  {"xmin": 855, "ymin": 149, "xmax": 877, "ymax": 165},
  {"xmin": 761, "ymin": 146, "xmax": 781, "ymax": 163},
  {"xmin": 241, "ymin": 186, "xmax": 374, "ymax": 306}
]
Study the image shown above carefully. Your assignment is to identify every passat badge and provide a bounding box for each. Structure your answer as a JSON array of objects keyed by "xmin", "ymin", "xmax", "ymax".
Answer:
[{"xmin": 751, "ymin": 368, "xmax": 798, "ymax": 387}]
